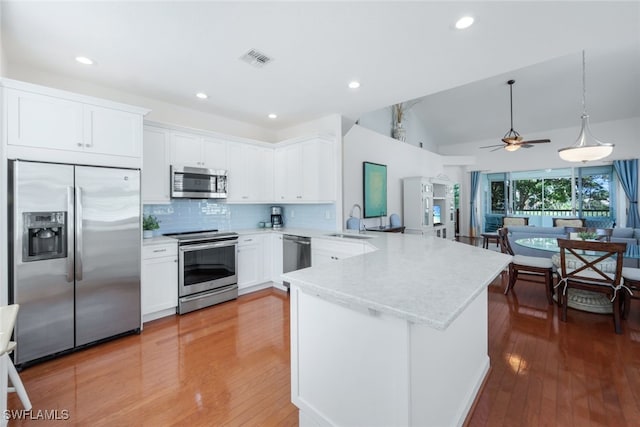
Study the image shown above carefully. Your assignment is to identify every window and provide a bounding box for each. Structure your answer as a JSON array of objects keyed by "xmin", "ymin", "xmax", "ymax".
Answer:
[{"xmin": 483, "ymin": 166, "xmax": 615, "ymax": 229}]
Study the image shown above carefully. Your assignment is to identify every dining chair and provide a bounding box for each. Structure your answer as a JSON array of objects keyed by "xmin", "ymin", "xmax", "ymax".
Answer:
[
  {"xmin": 564, "ymin": 226, "xmax": 613, "ymax": 242},
  {"xmin": 553, "ymin": 218, "xmax": 586, "ymax": 227},
  {"xmin": 502, "ymin": 217, "xmax": 529, "ymax": 226},
  {"xmin": 621, "ymin": 267, "xmax": 640, "ymax": 319},
  {"xmin": 556, "ymin": 238, "xmax": 628, "ymax": 334},
  {"xmin": 497, "ymin": 228, "xmax": 555, "ymax": 305}
]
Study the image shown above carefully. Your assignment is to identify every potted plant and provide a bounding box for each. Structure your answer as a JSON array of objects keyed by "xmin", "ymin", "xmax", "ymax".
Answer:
[
  {"xmin": 577, "ymin": 231, "xmax": 599, "ymax": 241},
  {"xmin": 143, "ymin": 214, "xmax": 160, "ymax": 238}
]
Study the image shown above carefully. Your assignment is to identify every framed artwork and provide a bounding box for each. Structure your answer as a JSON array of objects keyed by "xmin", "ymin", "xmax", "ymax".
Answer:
[{"xmin": 363, "ymin": 162, "xmax": 387, "ymax": 218}]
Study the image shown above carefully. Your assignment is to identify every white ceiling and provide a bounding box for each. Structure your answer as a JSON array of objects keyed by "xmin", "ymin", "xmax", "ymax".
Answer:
[{"xmin": 2, "ymin": 1, "xmax": 639, "ymax": 144}]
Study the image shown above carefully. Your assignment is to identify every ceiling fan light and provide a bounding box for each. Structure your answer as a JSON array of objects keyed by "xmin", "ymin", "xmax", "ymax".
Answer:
[{"xmin": 504, "ymin": 144, "xmax": 520, "ymax": 152}]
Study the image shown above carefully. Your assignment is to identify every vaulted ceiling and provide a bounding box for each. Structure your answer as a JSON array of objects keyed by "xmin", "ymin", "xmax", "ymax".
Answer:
[{"xmin": 2, "ymin": 1, "xmax": 639, "ymax": 144}]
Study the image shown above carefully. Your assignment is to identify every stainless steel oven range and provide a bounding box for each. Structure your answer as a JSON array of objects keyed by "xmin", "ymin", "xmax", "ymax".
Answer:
[{"xmin": 164, "ymin": 230, "xmax": 239, "ymax": 314}]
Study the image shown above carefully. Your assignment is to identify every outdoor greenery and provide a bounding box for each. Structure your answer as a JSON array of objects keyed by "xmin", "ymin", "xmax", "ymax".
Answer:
[{"xmin": 488, "ymin": 168, "xmax": 612, "ymax": 217}]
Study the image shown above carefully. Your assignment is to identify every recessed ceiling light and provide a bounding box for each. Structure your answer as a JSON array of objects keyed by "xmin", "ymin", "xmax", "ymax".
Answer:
[
  {"xmin": 348, "ymin": 81, "xmax": 361, "ymax": 89},
  {"xmin": 75, "ymin": 56, "xmax": 94, "ymax": 65},
  {"xmin": 455, "ymin": 16, "xmax": 474, "ymax": 30},
  {"xmin": 196, "ymin": 92, "xmax": 208, "ymax": 99},
  {"xmin": 268, "ymin": 113, "xmax": 277, "ymax": 119}
]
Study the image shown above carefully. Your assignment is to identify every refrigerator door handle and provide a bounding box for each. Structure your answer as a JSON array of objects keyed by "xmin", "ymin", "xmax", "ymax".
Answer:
[
  {"xmin": 75, "ymin": 186, "xmax": 83, "ymax": 281},
  {"xmin": 66, "ymin": 186, "xmax": 75, "ymax": 283}
]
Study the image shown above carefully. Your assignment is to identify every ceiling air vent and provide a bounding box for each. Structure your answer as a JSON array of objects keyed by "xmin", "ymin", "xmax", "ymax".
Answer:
[{"xmin": 240, "ymin": 49, "xmax": 273, "ymax": 68}]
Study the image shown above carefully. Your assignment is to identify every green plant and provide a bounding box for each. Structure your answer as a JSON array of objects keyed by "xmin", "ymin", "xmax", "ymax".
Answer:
[
  {"xmin": 577, "ymin": 231, "xmax": 598, "ymax": 240},
  {"xmin": 143, "ymin": 214, "xmax": 160, "ymax": 231}
]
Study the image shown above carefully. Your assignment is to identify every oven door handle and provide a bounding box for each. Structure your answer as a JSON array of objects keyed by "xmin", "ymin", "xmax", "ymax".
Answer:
[{"xmin": 180, "ymin": 241, "xmax": 237, "ymax": 252}]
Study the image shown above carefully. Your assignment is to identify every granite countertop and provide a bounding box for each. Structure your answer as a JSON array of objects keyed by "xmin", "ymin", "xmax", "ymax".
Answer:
[{"xmin": 282, "ymin": 233, "xmax": 512, "ymax": 330}]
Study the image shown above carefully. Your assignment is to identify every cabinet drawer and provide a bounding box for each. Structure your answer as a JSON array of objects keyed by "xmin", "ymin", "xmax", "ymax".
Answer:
[
  {"xmin": 311, "ymin": 238, "xmax": 365, "ymax": 255},
  {"xmin": 143, "ymin": 243, "xmax": 178, "ymax": 259}
]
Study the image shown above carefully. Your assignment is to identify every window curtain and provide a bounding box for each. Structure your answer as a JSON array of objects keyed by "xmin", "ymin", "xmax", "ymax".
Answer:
[
  {"xmin": 470, "ymin": 171, "xmax": 481, "ymax": 237},
  {"xmin": 613, "ymin": 159, "xmax": 640, "ymax": 228}
]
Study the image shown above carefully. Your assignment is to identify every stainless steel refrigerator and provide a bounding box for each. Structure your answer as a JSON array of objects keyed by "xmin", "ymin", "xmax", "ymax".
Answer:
[{"xmin": 9, "ymin": 160, "xmax": 141, "ymax": 366}]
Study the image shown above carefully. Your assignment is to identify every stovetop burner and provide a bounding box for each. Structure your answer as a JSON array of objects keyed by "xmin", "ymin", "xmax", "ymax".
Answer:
[{"xmin": 164, "ymin": 229, "xmax": 238, "ymax": 243}]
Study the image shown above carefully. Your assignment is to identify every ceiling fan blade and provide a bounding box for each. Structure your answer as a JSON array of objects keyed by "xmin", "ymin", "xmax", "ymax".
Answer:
[
  {"xmin": 480, "ymin": 144, "xmax": 504, "ymax": 149},
  {"xmin": 490, "ymin": 147, "xmax": 504, "ymax": 152},
  {"xmin": 521, "ymin": 144, "xmax": 534, "ymax": 148},
  {"xmin": 520, "ymin": 139, "xmax": 551, "ymax": 144}
]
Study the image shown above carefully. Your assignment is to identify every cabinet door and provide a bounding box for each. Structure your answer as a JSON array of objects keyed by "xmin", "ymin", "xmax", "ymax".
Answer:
[
  {"xmin": 142, "ymin": 126, "xmax": 171, "ymax": 203},
  {"xmin": 275, "ymin": 143, "xmax": 297, "ymax": 202},
  {"xmin": 237, "ymin": 235, "xmax": 263, "ymax": 289},
  {"xmin": 202, "ymin": 137, "xmax": 228, "ymax": 169},
  {"xmin": 226, "ymin": 143, "xmax": 250, "ymax": 201},
  {"xmin": 142, "ymin": 256, "xmax": 178, "ymax": 315},
  {"xmin": 272, "ymin": 234, "xmax": 284, "ymax": 283},
  {"xmin": 7, "ymin": 89, "xmax": 83, "ymax": 151},
  {"xmin": 170, "ymin": 132, "xmax": 203, "ymax": 167},
  {"xmin": 255, "ymin": 147, "xmax": 274, "ymax": 202},
  {"xmin": 84, "ymin": 105, "xmax": 142, "ymax": 157},
  {"xmin": 312, "ymin": 248, "xmax": 335, "ymax": 266},
  {"xmin": 314, "ymin": 139, "xmax": 335, "ymax": 201}
]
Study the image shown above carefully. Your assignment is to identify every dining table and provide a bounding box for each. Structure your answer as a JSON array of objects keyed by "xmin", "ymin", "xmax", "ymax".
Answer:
[{"xmin": 514, "ymin": 237, "xmax": 639, "ymax": 314}]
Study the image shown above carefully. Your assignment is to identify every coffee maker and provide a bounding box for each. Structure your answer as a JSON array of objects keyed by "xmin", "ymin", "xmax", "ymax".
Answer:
[{"xmin": 271, "ymin": 206, "xmax": 283, "ymax": 229}]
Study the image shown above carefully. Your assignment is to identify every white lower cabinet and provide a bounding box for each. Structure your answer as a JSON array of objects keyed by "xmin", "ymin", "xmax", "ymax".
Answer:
[
  {"xmin": 271, "ymin": 234, "xmax": 284, "ymax": 285},
  {"xmin": 237, "ymin": 234, "xmax": 271, "ymax": 293},
  {"xmin": 311, "ymin": 238, "xmax": 370, "ymax": 266},
  {"xmin": 142, "ymin": 242, "xmax": 178, "ymax": 323}
]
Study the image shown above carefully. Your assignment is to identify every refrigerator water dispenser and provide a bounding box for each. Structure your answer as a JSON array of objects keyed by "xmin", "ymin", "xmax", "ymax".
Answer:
[{"xmin": 22, "ymin": 211, "xmax": 67, "ymax": 262}]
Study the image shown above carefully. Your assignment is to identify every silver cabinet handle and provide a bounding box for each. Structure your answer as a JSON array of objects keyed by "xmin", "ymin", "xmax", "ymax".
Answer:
[
  {"xmin": 66, "ymin": 186, "xmax": 75, "ymax": 282},
  {"xmin": 153, "ymin": 248, "xmax": 167, "ymax": 253},
  {"xmin": 77, "ymin": 143, "xmax": 83, "ymax": 147},
  {"xmin": 75, "ymin": 186, "xmax": 84, "ymax": 281},
  {"xmin": 244, "ymin": 239, "xmax": 253, "ymax": 242}
]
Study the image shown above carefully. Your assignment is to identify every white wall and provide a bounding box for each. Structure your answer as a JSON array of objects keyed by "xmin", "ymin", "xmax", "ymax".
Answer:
[
  {"xmin": 276, "ymin": 114, "xmax": 341, "ymax": 141},
  {"xmin": 440, "ymin": 117, "xmax": 640, "ymax": 235},
  {"xmin": 357, "ymin": 105, "xmax": 439, "ymax": 152},
  {"xmin": 343, "ymin": 125, "xmax": 457, "ymax": 229},
  {"xmin": 5, "ymin": 64, "xmax": 278, "ymax": 142},
  {"xmin": 0, "ymin": 4, "xmax": 5, "ymax": 77}
]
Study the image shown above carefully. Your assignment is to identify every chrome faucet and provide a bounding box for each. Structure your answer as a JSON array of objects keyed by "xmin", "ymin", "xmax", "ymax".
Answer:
[{"xmin": 349, "ymin": 204, "xmax": 366, "ymax": 233}]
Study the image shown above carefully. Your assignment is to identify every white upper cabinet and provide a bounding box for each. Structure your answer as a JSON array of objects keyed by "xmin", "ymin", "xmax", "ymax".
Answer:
[
  {"xmin": 169, "ymin": 132, "xmax": 228, "ymax": 170},
  {"xmin": 4, "ymin": 80, "xmax": 148, "ymax": 168},
  {"xmin": 274, "ymin": 137, "xmax": 336, "ymax": 203},
  {"xmin": 84, "ymin": 104, "xmax": 142, "ymax": 157},
  {"xmin": 7, "ymin": 89, "xmax": 84, "ymax": 151},
  {"xmin": 227, "ymin": 143, "xmax": 274, "ymax": 203},
  {"xmin": 142, "ymin": 125, "xmax": 171, "ymax": 204}
]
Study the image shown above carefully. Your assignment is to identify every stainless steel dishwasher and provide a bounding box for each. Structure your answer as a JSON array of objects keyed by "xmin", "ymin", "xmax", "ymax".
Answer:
[{"xmin": 283, "ymin": 234, "xmax": 311, "ymax": 289}]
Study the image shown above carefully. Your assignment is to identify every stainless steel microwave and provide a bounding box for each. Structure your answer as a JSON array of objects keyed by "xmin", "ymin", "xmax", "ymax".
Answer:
[{"xmin": 171, "ymin": 165, "xmax": 228, "ymax": 199}]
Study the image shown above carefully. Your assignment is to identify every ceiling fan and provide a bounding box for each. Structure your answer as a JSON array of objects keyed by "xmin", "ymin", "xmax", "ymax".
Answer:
[{"xmin": 480, "ymin": 79, "xmax": 551, "ymax": 152}]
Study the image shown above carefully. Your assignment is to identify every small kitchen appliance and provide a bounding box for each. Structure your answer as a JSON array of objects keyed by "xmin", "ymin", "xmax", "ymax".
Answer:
[{"xmin": 271, "ymin": 206, "xmax": 284, "ymax": 229}]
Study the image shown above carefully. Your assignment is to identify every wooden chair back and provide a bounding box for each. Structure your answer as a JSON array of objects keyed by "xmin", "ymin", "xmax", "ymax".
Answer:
[
  {"xmin": 503, "ymin": 217, "xmax": 529, "ymax": 226},
  {"xmin": 497, "ymin": 227, "xmax": 515, "ymax": 256},
  {"xmin": 556, "ymin": 238, "xmax": 625, "ymax": 287},
  {"xmin": 564, "ymin": 227, "xmax": 613, "ymax": 242},
  {"xmin": 553, "ymin": 218, "xmax": 585, "ymax": 227}
]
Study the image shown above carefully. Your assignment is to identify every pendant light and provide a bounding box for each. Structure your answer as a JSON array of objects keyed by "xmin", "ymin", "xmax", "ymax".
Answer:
[{"xmin": 558, "ymin": 50, "xmax": 614, "ymax": 162}]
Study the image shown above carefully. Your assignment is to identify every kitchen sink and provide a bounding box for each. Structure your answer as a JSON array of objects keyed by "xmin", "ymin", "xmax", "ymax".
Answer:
[{"xmin": 325, "ymin": 233, "xmax": 373, "ymax": 240}]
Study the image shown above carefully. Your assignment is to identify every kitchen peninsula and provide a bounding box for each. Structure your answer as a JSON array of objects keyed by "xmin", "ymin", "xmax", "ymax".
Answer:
[{"xmin": 283, "ymin": 233, "xmax": 511, "ymax": 427}]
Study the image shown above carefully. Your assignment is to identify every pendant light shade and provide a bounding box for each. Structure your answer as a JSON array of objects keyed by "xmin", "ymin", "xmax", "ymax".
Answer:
[
  {"xmin": 504, "ymin": 144, "xmax": 520, "ymax": 152},
  {"xmin": 558, "ymin": 50, "xmax": 614, "ymax": 163}
]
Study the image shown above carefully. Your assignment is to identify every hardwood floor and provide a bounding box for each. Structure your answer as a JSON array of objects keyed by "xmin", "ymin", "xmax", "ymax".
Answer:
[
  {"xmin": 8, "ymin": 289, "xmax": 297, "ymax": 426},
  {"xmin": 8, "ymin": 248, "xmax": 640, "ymax": 426}
]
